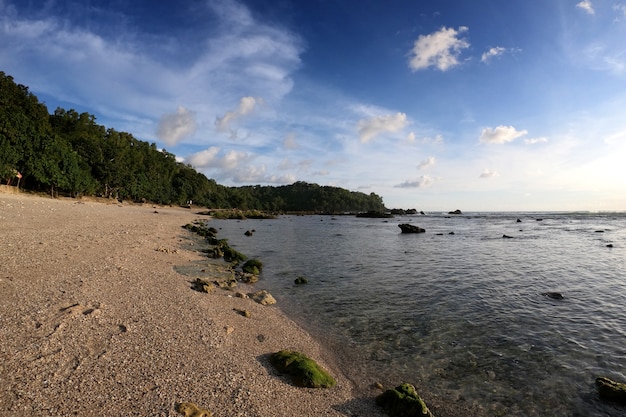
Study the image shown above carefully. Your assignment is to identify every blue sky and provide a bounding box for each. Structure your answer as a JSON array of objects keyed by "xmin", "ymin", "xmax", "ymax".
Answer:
[{"xmin": 1, "ymin": 0, "xmax": 625, "ymax": 211}]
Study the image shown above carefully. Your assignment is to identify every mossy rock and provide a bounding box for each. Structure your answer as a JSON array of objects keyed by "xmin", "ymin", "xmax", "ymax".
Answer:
[
  {"xmin": 294, "ymin": 276, "xmax": 308, "ymax": 285},
  {"xmin": 596, "ymin": 377, "xmax": 626, "ymax": 404},
  {"xmin": 376, "ymin": 383, "xmax": 433, "ymax": 417},
  {"xmin": 222, "ymin": 246, "xmax": 247, "ymax": 263},
  {"xmin": 242, "ymin": 259, "xmax": 263, "ymax": 275},
  {"xmin": 269, "ymin": 350, "xmax": 336, "ymax": 388}
]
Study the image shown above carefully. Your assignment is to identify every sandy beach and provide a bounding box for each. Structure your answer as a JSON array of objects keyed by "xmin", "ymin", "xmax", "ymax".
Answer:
[{"xmin": 0, "ymin": 188, "xmax": 387, "ymax": 417}]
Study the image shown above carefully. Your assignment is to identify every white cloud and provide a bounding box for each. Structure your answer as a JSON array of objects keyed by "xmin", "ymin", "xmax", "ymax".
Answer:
[
  {"xmin": 481, "ymin": 47, "xmax": 506, "ymax": 63},
  {"xmin": 408, "ymin": 26, "xmax": 470, "ymax": 71},
  {"xmin": 395, "ymin": 175, "xmax": 434, "ymax": 188},
  {"xmin": 480, "ymin": 168, "xmax": 499, "ymax": 178},
  {"xmin": 524, "ymin": 137, "xmax": 548, "ymax": 145},
  {"xmin": 576, "ymin": 0, "xmax": 595, "ymax": 15},
  {"xmin": 156, "ymin": 106, "xmax": 197, "ymax": 146},
  {"xmin": 357, "ymin": 112, "xmax": 408, "ymax": 143},
  {"xmin": 215, "ymin": 96, "xmax": 261, "ymax": 133},
  {"xmin": 187, "ymin": 147, "xmax": 250, "ymax": 172},
  {"xmin": 186, "ymin": 147, "xmax": 221, "ymax": 168},
  {"xmin": 418, "ymin": 156, "xmax": 436, "ymax": 169},
  {"xmin": 480, "ymin": 125, "xmax": 528, "ymax": 144}
]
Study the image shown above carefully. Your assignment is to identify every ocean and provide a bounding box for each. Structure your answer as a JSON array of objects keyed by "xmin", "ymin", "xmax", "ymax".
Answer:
[{"xmin": 205, "ymin": 212, "xmax": 626, "ymax": 416}]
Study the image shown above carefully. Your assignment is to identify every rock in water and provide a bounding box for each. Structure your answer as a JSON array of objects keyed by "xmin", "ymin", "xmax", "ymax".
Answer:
[
  {"xmin": 596, "ymin": 377, "xmax": 626, "ymax": 404},
  {"xmin": 542, "ymin": 292, "xmax": 564, "ymax": 300},
  {"xmin": 398, "ymin": 224, "xmax": 426, "ymax": 233},
  {"xmin": 376, "ymin": 383, "xmax": 434, "ymax": 417}
]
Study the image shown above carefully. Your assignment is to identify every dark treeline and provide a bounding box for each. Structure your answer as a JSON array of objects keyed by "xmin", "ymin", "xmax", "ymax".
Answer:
[{"xmin": 0, "ymin": 72, "xmax": 385, "ymax": 212}]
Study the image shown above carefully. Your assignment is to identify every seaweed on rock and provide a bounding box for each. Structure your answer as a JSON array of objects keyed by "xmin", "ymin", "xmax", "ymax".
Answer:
[{"xmin": 269, "ymin": 350, "xmax": 336, "ymax": 388}]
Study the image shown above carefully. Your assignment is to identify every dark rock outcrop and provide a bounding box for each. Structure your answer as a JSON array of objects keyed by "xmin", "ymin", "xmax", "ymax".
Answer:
[
  {"xmin": 448, "ymin": 209, "xmax": 462, "ymax": 215},
  {"xmin": 596, "ymin": 377, "xmax": 626, "ymax": 404},
  {"xmin": 294, "ymin": 276, "xmax": 308, "ymax": 285},
  {"xmin": 398, "ymin": 224, "xmax": 425, "ymax": 234},
  {"xmin": 542, "ymin": 292, "xmax": 564, "ymax": 300}
]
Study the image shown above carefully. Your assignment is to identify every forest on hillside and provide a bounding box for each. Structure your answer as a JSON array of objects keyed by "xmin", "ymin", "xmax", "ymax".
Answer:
[{"xmin": 0, "ymin": 71, "xmax": 386, "ymax": 213}]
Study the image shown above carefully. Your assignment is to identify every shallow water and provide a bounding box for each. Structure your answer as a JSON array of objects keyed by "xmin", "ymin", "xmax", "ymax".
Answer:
[{"xmin": 207, "ymin": 212, "xmax": 626, "ymax": 416}]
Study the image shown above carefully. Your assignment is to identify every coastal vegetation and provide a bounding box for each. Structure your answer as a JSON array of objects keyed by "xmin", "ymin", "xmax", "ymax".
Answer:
[{"xmin": 0, "ymin": 71, "xmax": 385, "ymax": 213}]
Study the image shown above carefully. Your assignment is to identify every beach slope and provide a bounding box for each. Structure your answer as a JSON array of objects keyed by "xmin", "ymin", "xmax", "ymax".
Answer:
[{"xmin": 0, "ymin": 191, "xmax": 384, "ymax": 416}]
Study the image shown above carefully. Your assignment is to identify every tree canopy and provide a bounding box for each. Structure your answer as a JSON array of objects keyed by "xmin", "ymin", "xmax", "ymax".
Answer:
[{"xmin": 0, "ymin": 71, "xmax": 386, "ymax": 213}]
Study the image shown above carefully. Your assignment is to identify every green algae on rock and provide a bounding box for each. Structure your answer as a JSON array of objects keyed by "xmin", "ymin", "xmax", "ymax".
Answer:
[
  {"xmin": 242, "ymin": 259, "xmax": 263, "ymax": 275},
  {"xmin": 269, "ymin": 350, "xmax": 336, "ymax": 388},
  {"xmin": 376, "ymin": 383, "xmax": 434, "ymax": 417}
]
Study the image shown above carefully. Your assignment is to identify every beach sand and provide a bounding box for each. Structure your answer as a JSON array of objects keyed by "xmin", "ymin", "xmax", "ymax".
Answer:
[{"xmin": 0, "ymin": 189, "xmax": 387, "ymax": 417}]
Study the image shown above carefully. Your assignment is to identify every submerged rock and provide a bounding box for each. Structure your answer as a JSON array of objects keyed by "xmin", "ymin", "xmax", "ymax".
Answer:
[
  {"xmin": 270, "ymin": 350, "xmax": 336, "ymax": 388},
  {"xmin": 294, "ymin": 276, "xmax": 308, "ymax": 285},
  {"xmin": 376, "ymin": 383, "xmax": 434, "ymax": 417},
  {"xmin": 398, "ymin": 224, "xmax": 426, "ymax": 233},
  {"xmin": 542, "ymin": 292, "xmax": 564, "ymax": 300},
  {"xmin": 596, "ymin": 377, "xmax": 626, "ymax": 404}
]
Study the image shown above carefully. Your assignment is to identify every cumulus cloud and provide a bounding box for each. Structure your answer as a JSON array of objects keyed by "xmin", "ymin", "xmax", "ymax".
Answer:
[
  {"xmin": 408, "ymin": 26, "xmax": 470, "ymax": 71},
  {"xmin": 479, "ymin": 125, "xmax": 528, "ymax": 144},
  {"xmin": 156, "ymin": 106, "xmax": 197, "ymax": 146},
  {"xmin": 186, "ymin": 147, "xmax": 250, "ymax": 172},
  {"xmin": 524, "ymin": 137, "xmax": 548, "ymax": 145},
  {"xmin": 186, "ymin": 147, "xmax": 221, "ymax": 168},
  {"xmin": 481, "ymin": 46, "xmax": 506, "ymax": 63},
  {"xmin": 395, "ymin": 175, "xmax": 434, "ymax": 188},
  {"xmin": 357, "ymin": 113, "xmax": 408, "ymax": 143},
  {"xmin": 577, "ymin": 0, "xmax": 595, "ymax": 14},
  {"xmin": 418, "ymin": 156, "xmax": 436, "ymax": 169},
  {"xmin": 480, "ymin": 168, "xmax": 499, "ymax": 178},
  {"xmin": 215, "ymin": 96, "xmax": 260, "ymax": 133}
]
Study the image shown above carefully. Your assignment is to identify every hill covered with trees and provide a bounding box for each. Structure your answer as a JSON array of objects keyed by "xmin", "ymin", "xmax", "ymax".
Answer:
[{"xmin": 0, "ymin": 71, "xmax": 385, "ymax": 213}]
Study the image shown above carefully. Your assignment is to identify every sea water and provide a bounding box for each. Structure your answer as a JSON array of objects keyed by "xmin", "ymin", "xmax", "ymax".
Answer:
[{"xmin": 207, "ymin": 212, "xmax": 626, "ymax": 416}]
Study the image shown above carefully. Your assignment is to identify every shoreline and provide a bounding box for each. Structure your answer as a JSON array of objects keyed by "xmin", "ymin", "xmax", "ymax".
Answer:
[{"xmin": 0, "ymin": 190, "xmax": 386, "ymax": 416}]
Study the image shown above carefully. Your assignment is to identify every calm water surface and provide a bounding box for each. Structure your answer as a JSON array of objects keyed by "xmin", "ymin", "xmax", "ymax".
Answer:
[{"xmin": 207, "ymin": 212, "xmax": 626, "ymax": 416}]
